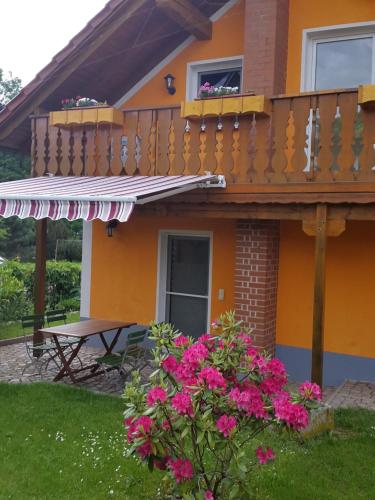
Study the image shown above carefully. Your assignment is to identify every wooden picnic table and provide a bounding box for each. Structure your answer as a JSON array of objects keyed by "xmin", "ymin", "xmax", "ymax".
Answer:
[{"xmin": 39, "ymin": 319, "xmax": 136, "ymax": 383}]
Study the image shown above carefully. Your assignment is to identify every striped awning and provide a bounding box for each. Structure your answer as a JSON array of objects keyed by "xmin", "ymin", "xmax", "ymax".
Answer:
[{"xmin": 0, "ymin": 174, "xmax": 225, "ymax": 222}]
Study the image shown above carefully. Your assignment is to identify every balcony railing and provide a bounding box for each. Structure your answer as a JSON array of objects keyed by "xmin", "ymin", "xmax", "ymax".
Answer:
[{"xmin": 31, "ymin": 89, "xmax": 375, "ymax": 186}]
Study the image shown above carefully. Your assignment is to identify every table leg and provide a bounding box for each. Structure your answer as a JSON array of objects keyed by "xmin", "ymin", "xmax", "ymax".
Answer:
[
  {"xmin": 90, "ymin": 328, "xmax": 123, "ymax": 374},
  {"xmin": 53, "ymin": 336, "xmax": 85, "ymax": 382}
]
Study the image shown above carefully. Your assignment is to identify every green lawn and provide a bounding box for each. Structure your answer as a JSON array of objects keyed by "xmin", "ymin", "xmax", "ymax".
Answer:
[
  {"xmin": 0, "ymin": 383, "xmax": 374, "ymax": 499},
  {"xmin": 0, "ymin": 311, "xmax": 80, "ymax": 341}
]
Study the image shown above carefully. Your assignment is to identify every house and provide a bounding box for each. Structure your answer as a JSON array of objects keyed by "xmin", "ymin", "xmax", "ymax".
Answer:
[{"xmin": 0, "ymin": 0, "xmax": 375, "ymax": 386}]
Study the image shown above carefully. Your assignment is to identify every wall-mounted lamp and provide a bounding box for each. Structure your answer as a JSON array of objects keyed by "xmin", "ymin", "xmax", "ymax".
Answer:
[
  {"xmin": 106, "ymin": 220, "xmax": 118, "ymax": 237},
  {"xmin": 164, "ymin": 73, "xmax": 176, "ymax": 95}
]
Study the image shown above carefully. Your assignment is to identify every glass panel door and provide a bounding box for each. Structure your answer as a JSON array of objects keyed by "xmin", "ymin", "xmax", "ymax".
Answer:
[{"xmin": 165, "ymin": 235, "xmax": 210, "ymax": 337}]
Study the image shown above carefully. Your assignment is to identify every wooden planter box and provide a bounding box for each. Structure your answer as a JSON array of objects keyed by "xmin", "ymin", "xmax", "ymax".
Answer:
[
  {"xmin": 181, "ymin": 94, "xmax": 271, "ymax": 118},
  {"xmin": 358, "ymin": 84, "xmax": 375, "ymax": 109},
  {"xmin": 49, "ymin": 106, "xmax": 123, "ymax": 128}
]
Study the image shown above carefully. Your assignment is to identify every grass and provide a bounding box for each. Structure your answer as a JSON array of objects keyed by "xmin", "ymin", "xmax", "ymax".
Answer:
[
  {"xmin": 0, "ymin": 383, "xmax": 374, "ymax": 499},
  {"xmin": 0, "ymin": 312, "xmax": 80, "ymax": 341}
]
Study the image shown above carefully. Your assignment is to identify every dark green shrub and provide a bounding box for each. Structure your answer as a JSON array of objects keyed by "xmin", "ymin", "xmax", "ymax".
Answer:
[{"xmin": 0, "ymin": 260, "xmax": 81, "ymax": 320}]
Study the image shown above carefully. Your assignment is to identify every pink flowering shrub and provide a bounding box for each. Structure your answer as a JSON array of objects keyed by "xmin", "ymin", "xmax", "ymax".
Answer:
[{"xmin": 123, "ymin": 311, "xmax": 321, "ymax": 499}]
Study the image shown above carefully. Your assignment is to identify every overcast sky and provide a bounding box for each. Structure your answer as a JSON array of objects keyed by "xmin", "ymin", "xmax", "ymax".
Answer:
[{"xmin": 1, "ymin": 0, "xmax": 108, "ymax": 86}]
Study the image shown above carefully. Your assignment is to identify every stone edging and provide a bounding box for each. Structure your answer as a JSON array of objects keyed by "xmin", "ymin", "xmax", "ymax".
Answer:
[{"xmin": 0, "ymin": 335, "xmax": 30, "ymax": 347}]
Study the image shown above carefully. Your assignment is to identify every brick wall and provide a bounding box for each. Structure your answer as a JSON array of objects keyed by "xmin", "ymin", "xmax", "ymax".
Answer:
[
  {"xmin": 243, "ymin": 0, "xmax": 289, "ymax": 96},
  {"xmin": 234, "ymin": 220, "xmax": 280, "ymax": 355}
]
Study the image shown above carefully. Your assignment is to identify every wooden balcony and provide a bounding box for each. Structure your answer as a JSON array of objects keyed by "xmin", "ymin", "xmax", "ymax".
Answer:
[{"xmin": 31, "ymin": 89, "xmax": 375, "ymax": 199}]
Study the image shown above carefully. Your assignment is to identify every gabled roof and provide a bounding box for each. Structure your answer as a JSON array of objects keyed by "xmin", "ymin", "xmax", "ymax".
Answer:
[{"xmin": 0, "ymin": 0, "xmax": 230, "ymax": 151}]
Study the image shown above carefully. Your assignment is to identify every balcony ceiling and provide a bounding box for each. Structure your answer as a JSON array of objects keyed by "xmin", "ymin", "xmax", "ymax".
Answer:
[{"xmin": 0, "ymin": 0, "xmax": 229, "ymax": 151}]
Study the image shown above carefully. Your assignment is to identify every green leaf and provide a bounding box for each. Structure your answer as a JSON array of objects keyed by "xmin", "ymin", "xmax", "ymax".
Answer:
[
  {"xmin": 196, "ymin": 431, "xmax": 205, "ymax": 444},
  {"xmin": 229, "ymin": 484, "xmax": 239, "ymax": 499}
]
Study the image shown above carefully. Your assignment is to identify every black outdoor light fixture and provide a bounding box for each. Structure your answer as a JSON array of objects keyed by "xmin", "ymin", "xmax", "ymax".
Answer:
[
  {"xmin": 106, "ymin": 220, "xmax": 118, "ymax": 237},
  {"xmin": 164, "ymin": 73, "xmax": 176, "ymax": 95}
]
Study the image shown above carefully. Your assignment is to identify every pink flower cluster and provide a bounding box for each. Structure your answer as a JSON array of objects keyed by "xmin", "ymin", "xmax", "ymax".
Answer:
[
  {"xmin": 199, "ymin": 366, "xmax": 227, "ymax": 391},
  {"xmin": 229, "ymin": 384, "xmax": 268, "ymax": 419},
  {"xmin": 256, "ymin": 446, "xmax": 276, "ymax": 465},
  {"xmin": 146, "ymin": 386, "xmax": 167, "ymax": 406},
  {"xmin": 167, "ymin": 457, "xmax": 194, "ymax": 483},
  {"xmin": 125, "ymin": 416, "xmax": 154, "ymax": 459},
  {"xmin": 173, "ymin": 335, "xmax": 190, "ymax": 348},
  {"xmin": 273, "ymin": 394, "xmax": 309, "ymax": 430},
  {"xmin": 299, "ymin": 381, "xmax": 322, "ymax": 401},
  {"xmin": 216, "ymin": 415, "xmax": 237, "ymax": 437},
  {"xmin": 172, "ymin": 392, "xmax": 193, "ymax": 416}
]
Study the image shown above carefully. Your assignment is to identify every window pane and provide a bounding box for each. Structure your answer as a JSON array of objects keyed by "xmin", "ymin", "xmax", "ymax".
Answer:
[
  {"xmin": 166, "ymin": 294, "xmax": 208, "ymax": 337},
  {"xmin": 198, "ymin": 69, "xmax": 241, "ymax": 90},
  {"xmin": 315, "ymin": 37, "xmax": 372, "ymax": 90},
  {"xmin": 167, "ymin": 236, "xmax": 209, "ymax": 296}
]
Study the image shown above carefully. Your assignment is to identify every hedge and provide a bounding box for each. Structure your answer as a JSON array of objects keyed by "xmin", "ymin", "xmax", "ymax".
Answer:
[{"xmin": 0, "ymin": 260, "xmax": 81, "ymax": 322}]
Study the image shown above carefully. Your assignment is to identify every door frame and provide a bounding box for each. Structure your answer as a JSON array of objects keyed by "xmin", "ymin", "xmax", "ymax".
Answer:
[{"xmin": 156, "ymin": 229, "xmax": 213, "ymax": 333}]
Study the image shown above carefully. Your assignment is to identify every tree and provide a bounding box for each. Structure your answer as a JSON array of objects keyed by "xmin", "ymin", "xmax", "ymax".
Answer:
[
  {"xmin": 0, "ymin": 69, "xmax": 22, "ymax": 109},
  {"xmin": 0, "ymin": 69, "xmax": 82, "ymax": 262}
]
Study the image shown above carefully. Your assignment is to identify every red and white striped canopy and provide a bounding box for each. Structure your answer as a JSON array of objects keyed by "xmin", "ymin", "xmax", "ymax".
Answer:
[{"xmin": 0, "ymin": 175, "xmax": 223, "ymax": 222}]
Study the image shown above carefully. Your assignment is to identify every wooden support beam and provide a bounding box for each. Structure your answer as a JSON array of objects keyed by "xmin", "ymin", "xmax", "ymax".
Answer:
[
  {"xmin": 311, "ymin": 204, "xmax": 327, "ymax": 386},
  {"xmin": 155, "ymin": 0, "xmax": 212, "ymax": 40},
  {"xmin": 33, "ymin": 218, "xmax": 47, "ymax": 348}
]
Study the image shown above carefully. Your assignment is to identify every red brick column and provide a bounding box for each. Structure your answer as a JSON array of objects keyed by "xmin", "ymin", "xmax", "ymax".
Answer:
[
  {"xmin": 234, "ymin": 220, "xmax": 280, "ymax": 355},
  {"xmin": 243, "ymin": 0, "xmax": 289, "ymax": 96}
]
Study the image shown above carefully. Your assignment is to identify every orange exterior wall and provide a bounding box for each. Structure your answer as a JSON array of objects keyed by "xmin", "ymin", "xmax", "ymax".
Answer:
[
  {"xmin": 286, "ymin": 0, "xmax": 375, "ymax": 93},
  {"xmin": 276, "ymin": 221, "xmax": 375, "ymax": 359},
  {"xmin": 124, "ymin": 0, "xmax": 245, "ymax": 108},
  {"xmin": 90, "ymin": 215, "xmax": 235, "ymax": 327}
]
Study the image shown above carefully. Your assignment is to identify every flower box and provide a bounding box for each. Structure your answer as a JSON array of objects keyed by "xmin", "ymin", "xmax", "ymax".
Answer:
[
  {"xmin": 49, "ymin": 106, "xmax": 123, "ymax": 128},
  {"xmin": 358, "ymin": 84, "xmax": 375, "ymax": 109},
  {"xmin": 181, "ymin": 94, "xmax": 271, "ymax": 118}
]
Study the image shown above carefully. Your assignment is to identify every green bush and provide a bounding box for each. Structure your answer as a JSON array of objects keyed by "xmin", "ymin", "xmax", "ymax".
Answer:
[
  {"xmin": 0, "ymin": 268, "xmax": 26, "ymax": 321},
  {"xmin": 0, "ymin": 260, "xmax": 81, "ymax": 320}
]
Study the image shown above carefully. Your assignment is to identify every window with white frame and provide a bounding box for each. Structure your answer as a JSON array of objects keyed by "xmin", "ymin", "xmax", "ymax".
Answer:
[
  {"xmin": 301, "ymin": 22, "xmax": 375, "ymax": 92},
  {"xmin": 186, "ymin": 57, "xmax": 243, "ymax": 100}
]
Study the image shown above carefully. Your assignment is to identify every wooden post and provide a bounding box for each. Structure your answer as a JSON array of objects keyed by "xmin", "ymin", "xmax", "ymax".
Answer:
[
  {"xmin": 311, "ymin": 204, "xmax": 327, "ymax": 386},
  {"xmin": 34, "ymin": 218, "xmax": 47, "ymax": 348}
]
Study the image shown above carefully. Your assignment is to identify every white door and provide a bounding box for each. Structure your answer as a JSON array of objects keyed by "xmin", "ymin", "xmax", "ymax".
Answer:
[{"xmin": 158, "ymin": 234, "xmax": 211, "ymax": 337}]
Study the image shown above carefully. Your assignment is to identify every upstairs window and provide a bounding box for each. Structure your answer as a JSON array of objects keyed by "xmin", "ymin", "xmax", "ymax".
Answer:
[
  {"xmin": 302, "ymin": 23, "xmax": 375, "ymax": 92},
  {"xmin": 186, "ymin": 57, "xmax": 243, "ymax": 100}
]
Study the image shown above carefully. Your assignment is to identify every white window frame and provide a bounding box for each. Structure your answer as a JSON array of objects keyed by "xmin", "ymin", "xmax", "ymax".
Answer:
[
  {"xmin": 156, "ymin": 230, "xmax": 213, "ymax": 333},
  {"xmin": 301, "ymin": 21, "xmax": 375, "ymax": 92},
  {"xmin": 186, "ymin": 56, "xmax": 243, "ymax": 101}
]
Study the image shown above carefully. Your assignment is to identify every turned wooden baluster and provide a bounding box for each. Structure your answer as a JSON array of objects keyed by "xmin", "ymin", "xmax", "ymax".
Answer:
[
  {"xmin": 230, "ymin": 115, "xmax": 240, "ymax": 182},
  {"xmin": 67, "ymin": 128, "xmax": 75, "ymax": 176},
  {"xmin": 337, "ymin": 92, "xmax": 357, "ymax": 181},
  {"xmin": 351, "ymin": 105, "xmax": 364, "ymax": 180},
  {"xmin": 55, "ymin": 128, "xmax": 63, "ymax": 176},
  {"xmin": 148, "ymin": 111, "xmax": 157, "ymax": 176},
  {"xmin": 214, "ymin": 117, "xmax": 224, "ymax": 175},
  {"xmin": 284, "ymin": 107, "xmax": 296, "ymax": 181},
  {"xmin": 171, "ymin": 108, "xmax": 185, "ymax": 175},
  {"xmin": 291, "ymin": 96, "xmax": 311, "ymax": 182},
  {"xmin": 198, "ymin": 118, "xmax": 207, "ymax": 174},
  {"xmin": 264, "ymin": 113, "xmax": 276, "ymax": 183},
  {"xmin": 330, "ymin": 105, "xmax": 342, "ymax": 180},
  {"xmin": 361, "ymin": 105, "xmax": 375, "ymax": 180},
  {"xmin": 271, "ymin": 98, "xmax": 290, "ymax": 183},
  {"xmin": 167, "ymin": 115, "xmax": 176, "ymax": 175},
  {"xmin": 316, "ymin": 93, "xmax": 338, "ymax": 182},
  {"xmin": 43, "ymin": 126, "xmax": 50, "ymax": 176},
  {"xmin": 31, "ymin": 117, "xmax": 38, "ymax": 176},
  {"xmin": 80, "ymin": 130, "xmax": 88, "ymax": 176},
  {"xmin": 154, "ymin": 109, "xmax": 170, "ymax": 175},
  {"xmin": 182, "ymin": 120, "xmax": 191, "ymax": 175}
]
